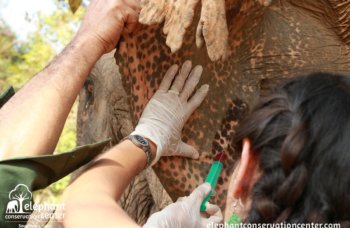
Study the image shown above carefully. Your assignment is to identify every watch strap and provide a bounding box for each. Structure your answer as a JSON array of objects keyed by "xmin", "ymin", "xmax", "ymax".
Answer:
[{"xmin": 123, "ymin": 134, "xmax": 153, "ymax": 168}]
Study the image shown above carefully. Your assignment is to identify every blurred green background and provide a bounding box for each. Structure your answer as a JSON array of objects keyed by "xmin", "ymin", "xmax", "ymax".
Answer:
[{"xmin": 0, "ymin": 0, "xmax": 85, "ymax": 203}]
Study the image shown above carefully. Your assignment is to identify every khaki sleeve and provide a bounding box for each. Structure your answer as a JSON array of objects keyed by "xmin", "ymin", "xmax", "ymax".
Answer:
[
  {"xmin": 0, "ymin": 139, "xmax": 110, "ymax": 228},
  {"xmin": 0, "ymin": 87, "xmax": 15, "ymax": 109}
]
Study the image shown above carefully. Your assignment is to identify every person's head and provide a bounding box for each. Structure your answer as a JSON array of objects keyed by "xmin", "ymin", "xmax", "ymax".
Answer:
[{"xmin": 229, "ymin": 72, "xmax": 350, "ymax": 225}]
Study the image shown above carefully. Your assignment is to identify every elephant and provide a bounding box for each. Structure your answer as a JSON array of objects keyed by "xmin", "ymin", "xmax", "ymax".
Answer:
[
  {"xmin": 77, "ymin": 0, "xmax": 350, "ymax": 224},
  {"xmin": 6, "ymin": 200, "xmax": 19, "ymax": 213}
]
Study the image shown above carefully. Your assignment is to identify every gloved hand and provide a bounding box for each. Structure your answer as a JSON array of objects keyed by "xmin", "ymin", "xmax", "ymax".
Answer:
[
  {"xmin": 143, "ymin": 183, "xmax": 223, "ymax": 228},
  {"xmin": 196, "ymin": 0, "xmax": 228, "ymax": 61},
  {"xmin": 131, "ymin": 60, "xmax": 209, "ymax": 165},
  {"xmin": 139, "ymin": 0, "xmax": 200, "ymax": 53}
]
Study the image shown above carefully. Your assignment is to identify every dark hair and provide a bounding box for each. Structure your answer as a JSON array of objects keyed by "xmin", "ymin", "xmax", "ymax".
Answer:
[{"xmin": 234, "ymin": 73, "xmax": 350, "ymax": 224}]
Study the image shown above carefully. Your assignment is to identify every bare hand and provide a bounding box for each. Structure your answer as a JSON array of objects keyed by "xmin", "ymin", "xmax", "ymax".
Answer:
[{"xmin": 77, "ymin": 0, "xmax": 141, "ymax": 53}]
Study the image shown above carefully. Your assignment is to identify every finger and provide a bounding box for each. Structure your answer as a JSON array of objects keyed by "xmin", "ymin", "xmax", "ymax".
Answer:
[
  {"xmin": 170, "ymin": 60, "xmax": 192, "ymax": 93},
  {"xmin": 124, "ymin": 0, "xmax": 141, "ymax": 11},
  {"xmin": 123, "ymin": 8, "xmax": 140, "ymax": 33},
  {"xmin": 187, "ymin": 183, "xmax": 211, "ymax": 206},
  {"xmin": 205, "ymin": 203, "xmax": 221, "ymax": 216},
  {"xmin": 196, "ymin": 21, "xmax": 204, "ymax": 48},
  {"xmin": 158, "ymin": 64, "xmax": 179, "ymax": 92},
  {"xmin": 186, "ymin": 84, "xmax": 209, "ymax": 117},
  {"xmin": 176, "ymin": 196, "xmax": 187, "ymax": 202},
  {"xmin": 179, "ymin": 141, "xmax": 199, "ymax": 159},
  {"xmin": 179, "ymin": 65, "xmax": 203, "ymax": 102}
]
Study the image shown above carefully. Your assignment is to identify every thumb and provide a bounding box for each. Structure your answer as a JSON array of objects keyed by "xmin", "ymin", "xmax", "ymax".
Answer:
[
  {"xmin": 176, "ymin": 196, "xmax": 187, "ymax": 202},
  {"xmin": 202, "ymin": 214, "xmax": 223, "ymax": 226},
  {"xmin": 123, "ymin": 7, "xmax": 140, "ymax": 33},
  {"xmin": 205, "ymin": 203, "xmax": 222, "ymax": 216},
  {"xmin": 196, "ymin": 21, "xmax": 204, "ymax": 48},
  {"xmin": 179, "ymin": 141, "xmax": 199, "ymax": 159},
  {"xmin": 187, "ymin": 183, "xmax": 211, "ymax": 205},
  {"xmin": 202, "ymin": 203, "xmax": 223, "ymax": 226}
]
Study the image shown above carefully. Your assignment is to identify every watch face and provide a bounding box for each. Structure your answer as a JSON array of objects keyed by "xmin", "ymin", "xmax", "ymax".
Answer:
[{"xmin": 135, "ymin": 135, "xmax": 148, "ymax": 146}]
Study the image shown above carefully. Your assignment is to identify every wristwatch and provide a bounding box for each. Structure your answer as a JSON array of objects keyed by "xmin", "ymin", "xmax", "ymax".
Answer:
[{"xmin": 124, "ymin": 134, "xmax": 153, "ymax": 168}]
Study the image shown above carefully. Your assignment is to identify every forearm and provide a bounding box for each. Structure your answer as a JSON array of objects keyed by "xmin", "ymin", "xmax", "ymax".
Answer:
[
  {"xmin": 61, "ymin": 61, "xmax": 208, "ymax": 227},
  {"xmin": 0, "ymin": 35, "xmax": 104, "ymax": 159},
  {"xmin": 62, "ymin": 140, "xmax": 155, "ymax": 227},
  {"xmin": 64, "ymin": 196, "xmax": 139, "ymax": 228}
]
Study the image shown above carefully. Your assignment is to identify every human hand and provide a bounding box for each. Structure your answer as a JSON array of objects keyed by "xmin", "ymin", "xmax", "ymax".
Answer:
[
  {"xmin": 143, "ymin": 183, "xmax": 223, "ymax": 228},
  {"xmin": 131, "ymin": 60, "xmax": 209, "ymax": 165},
  {"xmin": 196, "ymin": 0, "xmax": 228, "ymax": 61},
  {"xmin": 139, "ymin": 0, "xmax": 200, "ymax": 53},
  {"xmin": 77, "ymin": 0, "xmax": 141, "ymax": 53}
]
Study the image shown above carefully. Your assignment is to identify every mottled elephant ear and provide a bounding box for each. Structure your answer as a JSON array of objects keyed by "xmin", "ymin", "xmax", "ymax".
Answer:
[
  {"xmin": 138, "ymin": 0, "xmax": 229, "ymax": 62},
  {"xmin": 139, "ymin": 0, "xmax": 200, "ymax": 53}
]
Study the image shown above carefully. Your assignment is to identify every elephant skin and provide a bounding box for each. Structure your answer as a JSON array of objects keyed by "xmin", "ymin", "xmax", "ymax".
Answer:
[
  {"xmin": 76, "ymin": 0, "xmax": 350, "ymax": 224},
  {"xmin": 115, "ymin": 0, "xmax": 350, "ymax": 213}
]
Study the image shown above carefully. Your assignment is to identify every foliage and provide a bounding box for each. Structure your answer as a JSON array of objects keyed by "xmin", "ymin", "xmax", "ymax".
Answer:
[
  {"xmin": 0, "ymin": 24, "xmax": 23, "ymax": 89},
  {"xmin": 69, "ymin": 0, "xmax": 82, "ymax": 13},
  {"xmin": 4, "ymin": 33, "xmax": 56, "ymax": 89},
  {"xmin": 0, "ymin": 0, "xmax": 85, "ymax": 90},
  {"xmin": 0, "ymin": 0, "xmax": 85, "ymax": 203}
]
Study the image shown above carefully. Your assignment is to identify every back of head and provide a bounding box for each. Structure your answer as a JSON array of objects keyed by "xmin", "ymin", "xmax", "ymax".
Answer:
[{"xmin": 234, "ymin": 72, "xmax": 350, "ymax": 224}]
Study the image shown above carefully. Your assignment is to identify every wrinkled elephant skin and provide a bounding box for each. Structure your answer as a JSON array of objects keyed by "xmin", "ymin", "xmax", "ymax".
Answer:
[{"xmin": 115, "ymin": 0, "xmax": 350, "ymax": 211}]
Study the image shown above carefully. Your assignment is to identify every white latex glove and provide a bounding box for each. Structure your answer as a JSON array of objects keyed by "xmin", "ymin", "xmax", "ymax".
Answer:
[
  {"xmin": 131, "ymin": 61, "xmax": 209, "ymax": 165},
  {"xmin": 143, "ymin": 183, "xmax": 223, "ymax": 228}
]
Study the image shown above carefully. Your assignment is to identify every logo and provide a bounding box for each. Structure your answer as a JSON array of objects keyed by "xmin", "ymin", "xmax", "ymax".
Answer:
[
  {"xmin": 4, "ymin": 184, "xmax": 65, "ymax": 224},
  {"xmin": 6, "ymin": 184, "xmax": 33, "ymax": 214}
]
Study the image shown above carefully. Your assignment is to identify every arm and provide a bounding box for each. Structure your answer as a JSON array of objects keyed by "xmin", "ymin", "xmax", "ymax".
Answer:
[
  {"xmin": 62, "ymin": 61, "xmax": 210, "ymax": 227},
  {"xmin": 62, "ymin": 140, "xmax": 155, "ymax": 228},
  {"xmin": 0, "ymin": 36, "xmax": 101, "ymax": 159},
  {"xmin": 0, "ymin": 0, "xmax": 140, "ymax": 159}
]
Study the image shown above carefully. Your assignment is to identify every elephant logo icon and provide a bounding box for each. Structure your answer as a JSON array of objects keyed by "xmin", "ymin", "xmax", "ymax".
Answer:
[
  {"xmin": 6, "ymin": 200, "xmax": 19, "ymax": 213},
  {"xmin": 5, "ymin": 184, "xmax": 32, "ymax": 214}
]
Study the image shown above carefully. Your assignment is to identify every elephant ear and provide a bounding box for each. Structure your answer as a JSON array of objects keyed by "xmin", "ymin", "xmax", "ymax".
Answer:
[
  {"xmin": 196, "ymin": 0, "xmax": 229, "ymax": 61},
  {"xmin": 139, "ymin": 0, "xmax": 200, "ymax": 53}
]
